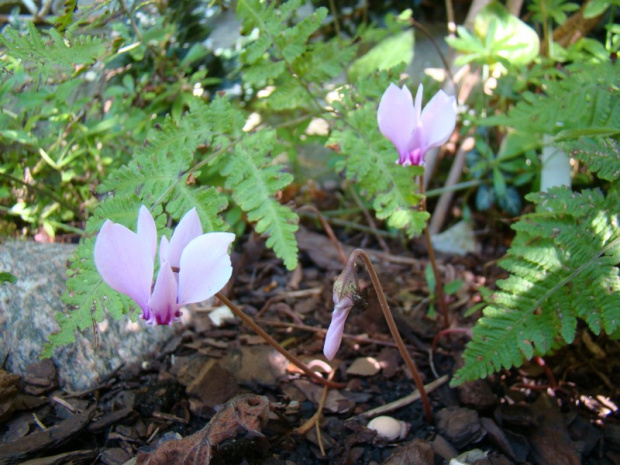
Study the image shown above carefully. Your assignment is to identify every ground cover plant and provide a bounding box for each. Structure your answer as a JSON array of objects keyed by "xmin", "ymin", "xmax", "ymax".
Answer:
[{"xmin": 1, "ymin": 0, "xmax": 619, "ymax": 463}]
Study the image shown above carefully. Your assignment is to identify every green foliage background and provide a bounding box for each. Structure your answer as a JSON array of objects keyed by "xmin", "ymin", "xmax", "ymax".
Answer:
[{"xmin": 1, "ymin": 0, "xmax": 619, "ymax": 387}]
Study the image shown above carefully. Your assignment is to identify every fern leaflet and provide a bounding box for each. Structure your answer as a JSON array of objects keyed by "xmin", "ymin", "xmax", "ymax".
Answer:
[
  {"xmin": 453, "ymin": 184, "xmax": 620, "ymax": 385},
  {"xmin": 0, "ymin": 22, "xmax": 106, "ymax": 76},
  {"xmin": 561, "ymin": 137, "xmax": 620, "ymax": 181},
  {"xmin": 483, "ymin": 61, "xmax": 619, "ymax": 138},
  {"xmin": 219, "ymin": 130, "xmax": 299, "ymax": 270}
]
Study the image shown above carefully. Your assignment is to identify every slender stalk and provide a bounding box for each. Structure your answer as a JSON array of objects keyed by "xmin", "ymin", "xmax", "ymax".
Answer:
[
  {"xmin": 347, "ymin": 184, "xmax": 391, "ymax": 254},
  {"xmin": 216, "ymin": 292, "xmax": 346, "ymax": 389},
  {"xmin": 533, "ymin": 356, "xmax": 557, "ymax": 390},
  {"xmin": 408, "ymin": 17, "xmax": 456, "ymax": 89},
  {"xmin": 119, "ymin": 0, "xmax": 143, "ymax": 42},
  {"xmin": 445, "ymin": 0, "xmax": 457, "ymax": 36},
  {"xmin": 297, "ymin": 205, "xmax": 347, "ymax": 265},
  {"xmin": 419, "ymin": 177, "xmax": 450, "ymax": 329},
  {"xmin": 327, "ymin": 0, "xmax": 342, "ymax": 40},
  {"xmin": 348, "ymin": 250, "xmax": 433, "ymax": 423},
  {"xmin": 431, "ymin": 327, "xmax": 472, "ymax": 353}
]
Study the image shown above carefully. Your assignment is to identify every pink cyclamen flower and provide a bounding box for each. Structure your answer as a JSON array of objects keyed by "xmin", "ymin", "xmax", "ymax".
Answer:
[
  {"xmin": 94, "ymin": 206, "xmax": 234, "ymax": 325},
  {"xmin": 377, "ymin": 83, "xmax": 456, "ymax": 166}
]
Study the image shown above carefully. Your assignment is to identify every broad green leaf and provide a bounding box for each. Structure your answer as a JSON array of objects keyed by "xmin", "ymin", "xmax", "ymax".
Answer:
[
  {"xmin": 474, "ymin": 1, "xmax": 539, "ymax": 68},
  {"xmin": 348, "ymin": 30, "xmax": 414, "ymax": 82}
]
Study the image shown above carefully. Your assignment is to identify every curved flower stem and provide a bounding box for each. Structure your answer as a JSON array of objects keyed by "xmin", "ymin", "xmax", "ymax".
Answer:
[
  {"xmin": 216, "ymin": 292, "xmax": 346, "ymax": 389},
  {"xmin": 419, "ymin": 177, "xmax": 450, "ymax": 329},
  {"xmin": 348, "ymin": 250, "xmax": 433, "ymax": 423}
]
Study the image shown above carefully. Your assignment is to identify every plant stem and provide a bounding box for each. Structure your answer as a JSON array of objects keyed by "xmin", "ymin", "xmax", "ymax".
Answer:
[
  {"xmin": 297, "ymin": 205, "xmax": 347, "ymax": 265},
  {"xmin": 419, "ymin": 177, "xmax": 450, "ymax": 329},
  {"xmin": 119, "ymin": 0, "xmax": 143, "ymax": 42},
  {"xmin": 215, "ymin": 292, "xmax": 346, "ymax": 389},
  {"xmin": 348, "ymin": 250, "xmax": 433, "ymax": 422}
]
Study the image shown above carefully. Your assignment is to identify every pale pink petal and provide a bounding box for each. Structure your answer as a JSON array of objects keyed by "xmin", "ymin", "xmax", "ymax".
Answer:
[
  {"xmin": 159, "ymin": 236, "xmax": 170, "ymax": 269},
  {"xmin": 414, "ymin": 84, "xmax": 423, "ymax": 122},
  {"xmin": 167, "ymin": 208, "xmax": 203, "ymax": 268},
  {"xmin": 94, "ymin": 220, "xmax": 153, "ymax": 313},
  {"xmin": 177, "ymin": 232, "xmax": 235, "ymax": 306},
  {"xmin": 137, "ymin": 206, "xmax": 157, "ymax": 261},
  {"xmin": 148, "ymin": 260, "xmax": 180, "ymax": 325},
  {"xmin": 377, "ymin": 83, "xmax": 416, "ymax": 161},
  {"xmin": 419, "ymin": 90, "xmax": 456, "ymax": 150},
  {"xmin": 323, "ymin": 295, "xmax": 354, "ymax": 361}
]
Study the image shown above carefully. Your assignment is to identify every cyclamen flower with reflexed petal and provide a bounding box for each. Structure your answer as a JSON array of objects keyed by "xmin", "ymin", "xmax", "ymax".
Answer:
[
  {"xmin": 377, "ymin": 83, "xmax": 456, "ymax": 166},
  {"xmin": 323, "ymin": 259, "xmax": 359, "ymax": 361},
  {"xmin": 94, "ymin": 206, "xmax": 235, "ymax": 325},
  {"xmin": 323, "ymin": 293, "xmax": 354, "ymax": 361}
]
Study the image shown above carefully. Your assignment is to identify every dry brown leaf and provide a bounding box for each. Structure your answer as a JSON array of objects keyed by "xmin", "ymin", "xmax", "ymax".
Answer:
[{"xmin": 136, "ymin": 394, "xmax": 270, "ymax": 465}]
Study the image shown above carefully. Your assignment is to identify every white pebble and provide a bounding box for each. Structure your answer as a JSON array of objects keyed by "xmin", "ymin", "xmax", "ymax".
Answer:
[{"xmin": 367, "ymin": 416, "xmax": 410, "ymax": 441}]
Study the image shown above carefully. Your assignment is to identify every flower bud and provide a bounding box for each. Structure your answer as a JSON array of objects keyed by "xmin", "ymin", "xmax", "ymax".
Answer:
[{"xmin": 323, "ymin": 260, "xmax": 359, "ymax": 360}]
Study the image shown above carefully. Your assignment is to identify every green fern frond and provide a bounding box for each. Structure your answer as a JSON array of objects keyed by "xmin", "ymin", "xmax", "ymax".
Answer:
[
  {"xmin": 561, "ymin": 137, "xmax": 620, "ymax": 181},
  {"xmin": 220, "ymin": 130, "xmax": 299, "ymax": 270},
  {"xmin": 265, "ymin": 80, "xmax": 316, "ymax": 111},
  {"xmin": 55, "ymin": 0, "xmax": 78, "ymax": 32},
  {"xmin": 484, "ymin": 62, "xmax": 619, "ymax": 138},
  {"xmin": 97, "ymin": 99, "xmax": 234, "ymax": 231},
  {"xmin": 296, "ymin": 42, "xmax": 357, "ymax": 82},
  {"xmin": 0, "ymin": 22, "xmax": 106, "ymax": 75},
  {"xmin": 237, "ymin": 0, "xmax": 353, "ymax": 111},
  {"xmin": 453, "ymin": 184, "xmax": 620, "ymax": 386}
]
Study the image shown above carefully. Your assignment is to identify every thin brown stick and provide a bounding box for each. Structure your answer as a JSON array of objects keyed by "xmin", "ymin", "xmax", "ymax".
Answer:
[
  {"xmin": 419, "ymin": 177, "xmax": 450, "ymax": 329},
  {"xmin": 445, "ymin": 0, "xmax": 457, "ymax": 36},
  {"xmin": 349, "ymin": 250, "xmax": 433, "ymax": 422},
  {"xmin": 119, "ymin": 0, "xmax": 143, "ymax": 42},
  {"xmin": 428, "ymin": 135, "xmax": 475, "ymax": 235},
  {"xmin": 216, "ymin": 292, "xmax": 346, "ymax": 389},
  {"xmin": 359, "ymin": 375, "xmax": 449, "ymax": 419},
  {"xmin": 429, "ymin": 327, "xmax": 472, "ymax": 378},
  {"xmin": 347, "ymin": 184, "xmax": 391, "ymax": 254},
  {"xmin": 295, "ymin": 369, "xmax": 335, "ymax": 457},
  {"xmin": 298, "ymin": 205, "xmax": 347, "ymax": 265},
  {"xmin": 408, "ymin": 18, "xmax": 456, "ymax": 89},
  {"xmin": 327, "ymin": 0, "xmax": 342, "ymax": 39}
]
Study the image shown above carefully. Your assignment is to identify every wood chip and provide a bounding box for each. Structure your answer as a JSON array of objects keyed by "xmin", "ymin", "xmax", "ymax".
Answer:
[
  {"xmin": 346, "ymin": 357, "xmax": 381, "ymax": 376},
  {"xmin": 0, "ymin": 407, "xmax": 96, "ymax": 464}
]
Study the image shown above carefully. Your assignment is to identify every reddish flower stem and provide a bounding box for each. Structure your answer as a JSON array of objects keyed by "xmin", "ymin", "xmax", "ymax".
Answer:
[
  {"xmin": 419, "ymin": 176, "xmax": 450, "ymax": 329},
  {"xmin": 348, "ymin": 249, "xmax": 433, "ymax": 422},
  {"xmin": 216, "ymin": 292, "xmax": 346, "ymax": 389},
  {"xmin": 431, "ymin": 327, "xmax": 472, "ymax": 353},
  {"xmin": 533, "ymin": 356, "xmax": 557, "ymax": 390},
  {"xmin": 297, "ymin": 205, "xmax": 347, "ymax": 265}
]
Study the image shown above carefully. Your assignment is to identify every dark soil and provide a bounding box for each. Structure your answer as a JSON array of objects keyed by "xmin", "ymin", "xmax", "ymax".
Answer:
[{"xmin": 1, "ymin": 224, "xmax": 619, "ymax": 465}]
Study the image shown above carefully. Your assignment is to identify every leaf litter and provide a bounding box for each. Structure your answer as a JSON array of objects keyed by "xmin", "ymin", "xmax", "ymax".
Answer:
[{"xmin": 1, "ymin": 220, "xmax": 619, "ymax": 464}]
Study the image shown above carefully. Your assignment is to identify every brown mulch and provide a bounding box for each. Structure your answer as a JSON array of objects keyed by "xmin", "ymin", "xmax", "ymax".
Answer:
[{"xmin": 1, "ymin": 226, "xmax": 620, "ymax": 465}]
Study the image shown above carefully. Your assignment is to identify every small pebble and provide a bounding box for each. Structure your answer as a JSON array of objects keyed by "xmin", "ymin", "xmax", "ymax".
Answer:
[{"xmin": 367, "ymin": 415, "xmax": 409, "ymax": 441}]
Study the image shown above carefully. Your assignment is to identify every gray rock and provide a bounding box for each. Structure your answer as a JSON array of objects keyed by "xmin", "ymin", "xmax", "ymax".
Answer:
[{"xmin": 0, "ymin": 241, "xmax": 176, "ymax": 391}]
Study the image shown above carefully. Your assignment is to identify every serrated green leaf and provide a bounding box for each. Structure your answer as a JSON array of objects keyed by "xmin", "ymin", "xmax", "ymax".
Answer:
[
  {"xmin": 220, "ymin": 130, "xmax": 299, "ymax": 270},
  {"xmin": 452, "ymin": 179, "xmax": 620, "ymax": 386}
]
